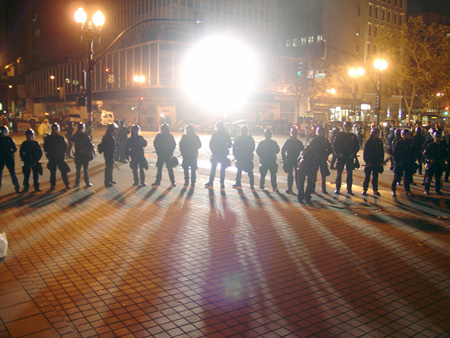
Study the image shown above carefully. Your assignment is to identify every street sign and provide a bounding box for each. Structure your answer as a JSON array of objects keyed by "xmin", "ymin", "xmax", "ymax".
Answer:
[
  {"xmin": 307, "ymin": 70, "xmax": 314, "ymax": 79},
  {"xmin": 315, "ymin": 73, "xmax": 326, "ymax": 78}
]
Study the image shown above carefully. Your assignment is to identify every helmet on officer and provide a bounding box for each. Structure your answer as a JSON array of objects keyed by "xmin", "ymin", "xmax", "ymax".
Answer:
[
  {"xmin": 216, "ymin": 121, "xmax": 225, "ymax": 132},
  {"xmin": 51, "ymin": 122, "xmax": 60, "ymax": 133},
  {"xmin": 25, "ymin": 129, "xmax": 35, "ymax": 140},
  {"xmin": 106, "ymin": 123, "xmax": 117, "ymax": 134},
  {"xmin": 240, "ymin": 125, "xmax": 249, "ymax": 136},
  {"xmin": 316, "ymin": 126, "xmax": 325, "ymax": 136},
  {"xmin": 344, "ymin": 121, "xmax": 353, "ymax": 131},
  {"xmin": 160, "ymin": 123, "xmax": 169, "ymax": 133},
  {"xmin": 0, "ymin": 125, "xmax": 9, "ymax": 136},
  {"xmin": 290, "ymin": 126, "xmax": 298, "ymax": 138},
  {"xmin": 77, "ymin": 122, "xmax": 85, "ymax": 132},
  {"xmin": 185, "ymin": 124, "xmax": 195, "ymax": 134},
  {"xmin": 263, "ymin": 128, "xmax": 272, "ymax": 139},
  {"xmin": 131, "ymin": 124, "xmax": 141, "ymax": 135},
  {"xmin": 401, "ymin": 128, "xmax": 411, "ymax": 138},
  {"xmin": 433, "ymin": 130, "xmax": 442, "ymax": 139}
]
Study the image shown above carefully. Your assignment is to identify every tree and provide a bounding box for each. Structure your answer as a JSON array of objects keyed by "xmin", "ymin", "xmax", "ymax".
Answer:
[
  {"xmin": 282, "ymin": 58, "xmax": 331, "ymax": 121},
  {"xmin": 376, "ymin": 16, "xmax": 450, "ymax": 122}
]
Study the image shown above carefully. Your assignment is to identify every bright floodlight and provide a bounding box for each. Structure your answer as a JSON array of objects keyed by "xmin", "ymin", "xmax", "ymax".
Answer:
[
  {"xmin": 74, "ymin": 8, "xmax": 87, "ymax": 24},
  {"xmin": 182, "ymin": 36, "xmax": 258, "ymax": 111},
  {"xmin": 93, "ymin": 10, "xmax": 105, "ymax": 27}
]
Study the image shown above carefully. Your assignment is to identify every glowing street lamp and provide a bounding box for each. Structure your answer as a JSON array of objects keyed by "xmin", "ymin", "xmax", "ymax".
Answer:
[
  {"xmin": 373, "ymin": 58, "xmax": 388, "ymax": 126},
  {"xmin": 133, "ymin": 75, "xmax": 146, "ymax": 125},
  {"xmin": 74, "ymin": 7, "xmax": 105, "ymax": 139},
  {"xmin": 348, "ymin": 67, "xmax": 365, "ymax": 78},
  {"xmin": 133, "ymin": 75, "xmax": 146, "ymax": 84}
]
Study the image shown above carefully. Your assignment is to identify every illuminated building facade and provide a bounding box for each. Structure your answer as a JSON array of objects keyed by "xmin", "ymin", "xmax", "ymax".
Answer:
[
  {"xmin": 3, "ymin": 0, "xmax": 408, "ymax": 126},
  {"xmin": 15, "ymin": 0, "xmax": 293, "ymax": 128},
  {"xmin": 279, "ymin": 0, "xmax": 407, "ymax": 122}
]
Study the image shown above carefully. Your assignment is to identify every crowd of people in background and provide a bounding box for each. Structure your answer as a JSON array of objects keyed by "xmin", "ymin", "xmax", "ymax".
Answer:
[{"xmin": 0, "ymin": 118, "xmax": 449, "ymax": 205}]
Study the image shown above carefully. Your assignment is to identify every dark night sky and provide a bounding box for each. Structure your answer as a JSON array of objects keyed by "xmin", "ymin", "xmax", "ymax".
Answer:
[{"xmin": 407, "ymin": 0, "xmax": 450, "ymax": 16}]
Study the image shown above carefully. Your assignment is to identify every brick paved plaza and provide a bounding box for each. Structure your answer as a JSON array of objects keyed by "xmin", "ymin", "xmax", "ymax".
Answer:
[{"xmin": 1, "ymin": 131, "xmax": 449, "ymax": 337}]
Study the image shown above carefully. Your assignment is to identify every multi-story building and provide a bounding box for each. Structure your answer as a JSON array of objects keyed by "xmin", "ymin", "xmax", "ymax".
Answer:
[
  {"xmin": 278, "ymin": 0, "xmax": 407, "ymax": 123},
  {"xmin": 1, "ymin": 0, "xmax": 408, "ymax": 127},
  {"xmin": 5, "ymin": 0, "xmax": 307, "ymax": 129}
]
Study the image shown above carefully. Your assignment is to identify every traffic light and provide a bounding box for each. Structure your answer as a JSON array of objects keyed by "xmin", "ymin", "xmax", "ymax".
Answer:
[
  {"xmin": 104, "ymin": 67, "xmax": 115, "ymax": 84},
  {"xmin": 444, "ymin": 106, "xmax": 449, "ymax": 116},
  {"xmin": 76, "ymin": 96, "xmax": 86, "ymax": 106},
  {"xmin": 297, "ymin": 62, "xmax": 304, "ymax": 77},
  {"xmin": 139, "ymin": 97, "xmax": 144, "ymax": 110}
]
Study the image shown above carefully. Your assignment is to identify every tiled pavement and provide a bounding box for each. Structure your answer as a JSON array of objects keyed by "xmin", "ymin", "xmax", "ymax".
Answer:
[{"xmin": 0, "ymin": 130, "xmax": 449, "ymax": 338}]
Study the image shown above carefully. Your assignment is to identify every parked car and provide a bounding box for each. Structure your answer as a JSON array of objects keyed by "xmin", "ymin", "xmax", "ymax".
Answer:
[
  {"xmin": 258, "ymin": 120, "xmax": 291, "ymax": 135},
  {"xmin": 67, "ymin": 114, "xmax": 82, "ymax": 124},
  {"xmin": 170, "ymin": 119, "xmax": 203, "ymax": 132},
  {"xmin": 94, "ymin": 110, "xmax": 115, "ymax": 126}
]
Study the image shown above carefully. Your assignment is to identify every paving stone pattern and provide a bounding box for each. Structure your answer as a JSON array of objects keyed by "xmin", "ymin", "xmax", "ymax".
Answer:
[{"xmin": 0, "ymin": 131, "xmax": 449, "ymax": 337}]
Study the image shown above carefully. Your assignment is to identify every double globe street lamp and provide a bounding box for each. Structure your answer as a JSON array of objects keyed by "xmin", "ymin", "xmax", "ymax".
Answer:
[
  {"xmin": 74, "ymin": 9, "xmax": 204, "ymax": 136},
  {"xmin": 373, "ymin": 58, "xmax": 388, "ymax": 126},
  {"xmin": 133, "ymin": 75, "xmax": 146, "ymax": 125},
  {"xmin": 74, "ymin": 7, "xmax": 105, "ymax": 138}
]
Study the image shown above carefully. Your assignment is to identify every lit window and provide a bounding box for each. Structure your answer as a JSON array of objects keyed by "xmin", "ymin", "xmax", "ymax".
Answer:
[
  {"xmin": 301, "ymin": 37, "xmax": 307, "ymax": 45},
  {"xmin": 317, "ymin": 35, "xmax": 323, "ymax": 42},
  {"xmin": 308, "ymin": 36, "xmax": 314, "ymax": 44}
]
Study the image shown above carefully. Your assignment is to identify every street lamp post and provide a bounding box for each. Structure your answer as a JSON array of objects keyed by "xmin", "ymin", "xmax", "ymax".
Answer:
[
  {"xmin": 74, "ymin": 11, "xmax": 201, "ymax": 136},
  {"xmin": 348, "ymin": 67, "xmax": 365, "ymax": 120},
  {"xmin": 74, "ymin": 8, "xmax": 105, "ymax": 139},
  {"xmin": 373, "ymin": 58, "xmax": 388, "ymax": 127},
  {"xmin": 133, "ymin": 75, "xmax": 146, "ymax": 125}
]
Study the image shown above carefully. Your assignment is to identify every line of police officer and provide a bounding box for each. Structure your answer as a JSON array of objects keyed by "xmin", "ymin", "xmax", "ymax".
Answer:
[{"xmin": 0, "ymin": 121, "xmax": 448, "ymax": 201}]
